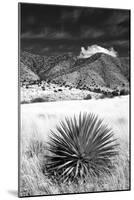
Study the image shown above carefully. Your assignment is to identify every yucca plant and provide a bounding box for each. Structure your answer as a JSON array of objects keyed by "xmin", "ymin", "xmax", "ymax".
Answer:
[{"xmin": 45, "ymin": 113, "xmax": 118, "ymax": 182}]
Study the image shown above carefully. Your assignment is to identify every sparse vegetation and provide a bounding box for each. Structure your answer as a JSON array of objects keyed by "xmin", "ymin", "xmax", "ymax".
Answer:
[
  {"xmin": 20, "ymin": 110, "xmax": 129, "ymax": 196},
  {"xmin": 84, "ymin": 94, "xmax": 92, "ymax": 100},
  {"xmin": 120, "ymin": 88, "xmax": 129, "ymax": 96},
  {"xmin": 58, "ymin": 88, "xmax": 62, "ymax": 92},
  {"xmin": 31, "ymin": 97, "xmax": 48, "ymax": 103},
  {"xmin": 21, "ymin": 100, "xmax": 29, "ymax": 104},
  {"xmin": 21, "ymin": 81, "xmax": 130, "ymax": 103},
  {"xmin": 41, "ymin": 86, "xmax": 45, "ymax": 91}
]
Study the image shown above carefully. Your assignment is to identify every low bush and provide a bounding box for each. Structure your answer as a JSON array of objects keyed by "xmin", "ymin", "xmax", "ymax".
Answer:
[
  {"xmin": 112, "ymin": 90, "xmax": 119, "ymax": 96},
  {"xmin": 21, "ymin": 100, "xmax": 29, "ymax": 104},
  {"xmin": 120, "ymin": 89, "xmax": 129, "ymax": 96},
  {"xmin": 41, "ymin": 87, "xmax": 45, "ymax": 91},
  {"xmin": 31, "ymin": 97, "xmax": 47, "ymax": 103},
  {"xmin": 58, "ymin": 89, "xmax": 63, "ymax": 92},
  {"xmin": 84, "ymin": 94, "xmax": 92, "ymax": 100}
]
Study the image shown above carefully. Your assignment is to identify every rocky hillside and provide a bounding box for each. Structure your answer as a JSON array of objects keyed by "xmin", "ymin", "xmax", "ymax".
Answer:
[
  {"xmin": 20, "ymin": 51, "xmax": 129, "ymax": 90},
  {"xmin": 120, "ymin": 57, "xmax": 130, "ymax": 81},
  {"xmin": 20, "ymin": 62, "xmax": 39, "ymax": 82}
]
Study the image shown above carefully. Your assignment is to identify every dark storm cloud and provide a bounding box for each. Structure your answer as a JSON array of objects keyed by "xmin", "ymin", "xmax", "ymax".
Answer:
[{"xmin": 20, "ymin": 3, "xmax": 130, "ymax": 56}]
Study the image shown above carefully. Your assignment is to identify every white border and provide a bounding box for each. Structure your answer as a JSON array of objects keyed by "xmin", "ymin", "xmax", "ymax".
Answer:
[{"xmin": 0, "ymin": 0, "xmax": 133, "ymax": 199}]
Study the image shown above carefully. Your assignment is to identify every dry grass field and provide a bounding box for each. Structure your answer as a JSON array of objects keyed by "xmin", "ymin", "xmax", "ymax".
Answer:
[{"xmin": 19, "ymin": 96, "xmax": 130, "ymax": 197}]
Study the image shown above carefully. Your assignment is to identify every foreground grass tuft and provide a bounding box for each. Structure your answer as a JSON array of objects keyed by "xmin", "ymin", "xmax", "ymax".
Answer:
[{"xmin": 20, "ymin": 113, "xmax": 129, "ymax": 197}]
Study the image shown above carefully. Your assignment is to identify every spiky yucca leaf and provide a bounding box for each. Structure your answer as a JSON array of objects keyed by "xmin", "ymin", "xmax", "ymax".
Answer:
[{"xmin": 45, "ymin": 113, "xmax": 118, "ymax": 182}]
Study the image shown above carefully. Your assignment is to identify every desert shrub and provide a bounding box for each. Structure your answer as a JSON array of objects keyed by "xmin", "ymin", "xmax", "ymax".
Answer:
[
  {"xmin": 82, "ymin": 85, "xmax": 88, "ymax": 90},
  {"xmin": 21, "ymin": 100, "xmax": 29, "ymax": 104},
  {"xmin": 98, "ymin": 94, "xmax": 106, "ymax": 99},
  {"xmin": 112, "ymin": 90, "xmax": 119, "ymax": 96},
  {"xmin": 45, "ymin": 113, "xmax": 118, "ymax": 183},
  {"xmin": 101, "ymin": 90, "xmax": 115, "ymax": 98},
  {"xmin": 106, "ymin": 93, "xmax": 114, "ymax": 98},
  {"xmin": 58, "ymin": 89, "xmax": 63, "ymax": 92},
  {"xmin": 41, "ymin": 86, "xmax": 45, "ymax": 91},
  {"xmin": 99, "ymin": 93, "xmax": 114, "ymax": 99},
  {"xmin": 84, "ymin": 94, "xmax": 92, "ymax": 100},
  {"xmin": 93, "ymin": 87, "xmax": 101, "ymax": 93},
  {"xmin": 120, "ymin": 88, "xmax": 129, "ymax": 96},
  {"xmin": 31, "ymin": 97, "xmax": 47, "ymax": 103}
]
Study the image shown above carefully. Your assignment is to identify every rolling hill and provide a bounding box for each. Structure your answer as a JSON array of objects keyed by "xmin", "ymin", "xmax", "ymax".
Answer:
[{"xmin": 20, "ymin": 50, "xmax": 129, "ymax": 90}]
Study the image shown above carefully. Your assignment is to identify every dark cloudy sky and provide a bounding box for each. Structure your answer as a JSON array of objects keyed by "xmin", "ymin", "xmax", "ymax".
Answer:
[{"xmin": 19, "ymin": 3, "xmax": 130, "ymax": 57}]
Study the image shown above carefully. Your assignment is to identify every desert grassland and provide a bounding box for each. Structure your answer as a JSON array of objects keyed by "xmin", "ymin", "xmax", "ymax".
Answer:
[{"xmin": 19, "ymin": 96, "xmax": 130, "ymax": 197}]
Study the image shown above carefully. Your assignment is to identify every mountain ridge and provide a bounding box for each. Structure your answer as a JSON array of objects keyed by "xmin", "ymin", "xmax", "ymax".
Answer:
[{"xmin": 20, "ymin": 51, "xmax": 129, "ymax": 91}]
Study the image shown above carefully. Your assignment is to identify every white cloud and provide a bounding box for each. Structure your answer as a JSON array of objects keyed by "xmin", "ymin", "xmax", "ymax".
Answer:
[{"xmin": 78, "ymin": 44, "xmax": 118, "ymax": 58}]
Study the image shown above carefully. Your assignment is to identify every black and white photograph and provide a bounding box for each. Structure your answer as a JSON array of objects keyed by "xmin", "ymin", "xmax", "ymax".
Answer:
[{"xmin": 19, "ymin": 3, "xmax": 130, "ymax": 197}]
